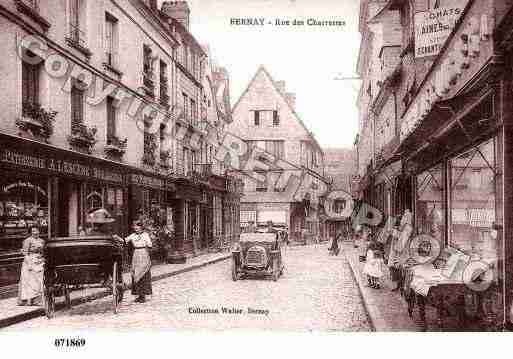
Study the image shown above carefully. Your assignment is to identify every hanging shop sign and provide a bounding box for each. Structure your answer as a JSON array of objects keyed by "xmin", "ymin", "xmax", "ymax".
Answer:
[
  {"xmin": 401, "ymin": 10, "xmax": 494, "ymax": 142},
  {"xmin": 414, "ymin": 4, "xmax": 466, "ymax": 58},
  {"xmin": 0, "ymin": 148, "xmax": 125, "ymax": 184}
]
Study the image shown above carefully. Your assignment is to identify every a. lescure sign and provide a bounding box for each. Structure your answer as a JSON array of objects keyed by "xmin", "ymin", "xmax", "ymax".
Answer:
[{"xmin": 0, "ymin": 149, "xmax": 125, "ymax": 184}]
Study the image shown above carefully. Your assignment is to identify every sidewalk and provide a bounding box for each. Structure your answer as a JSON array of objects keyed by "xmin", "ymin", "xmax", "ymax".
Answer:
[
  {"xmin": 0, "ymin": 251, "xmax": 230, "ymax": 329},
  {"xmin": 343, "ymin": 243, "xmax": 420, "ymax": 331}
]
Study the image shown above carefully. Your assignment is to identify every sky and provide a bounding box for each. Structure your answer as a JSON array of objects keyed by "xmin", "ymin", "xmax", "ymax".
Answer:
[{"xmin": 159, "ymin": 0, "xmax": 362, "ymax": 149}]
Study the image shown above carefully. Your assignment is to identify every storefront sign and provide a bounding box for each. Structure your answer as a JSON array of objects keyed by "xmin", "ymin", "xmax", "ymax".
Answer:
[
  {"xmin": 414, "ymin": 5, "xmax": 465, "ymax": 58},
  {"xmin": 0, "ymin": 149, "xmax": 125, "ymax": 184},
  {"xmin": 402, "ymin": 5, "xmax": 494, "ymax": 142},
  {"xmin": 130, "ymin": 173, "xmax": 164, "ymax": 189}
]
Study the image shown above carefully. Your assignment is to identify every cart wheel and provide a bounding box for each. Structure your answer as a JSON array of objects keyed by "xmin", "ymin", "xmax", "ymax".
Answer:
[
  {"xmin": 43, "ymin": 286, "xmax": 55, "ymax": 319},
  {"xmin": 231, "ymin": 259, "xmax": 238, "ymax": 281},
  {"xmin": 63, "ymin": 285, "xmax": 71, "ymax": 309},
  {"xmin": 272, "ymin": 258, "xmax": 279, "ymax": 282},
  {"xmin": 112, "ymin": 261, "xmax": 118, "ymax": 314}
]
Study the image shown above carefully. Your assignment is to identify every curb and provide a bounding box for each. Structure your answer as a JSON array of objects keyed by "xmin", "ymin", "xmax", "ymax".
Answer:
[
  {"xmin": 0, "ymin": 254, "xmax": 230, "ymax": 329},
  {"xmin": 344, "ymin": 248, "xmax": 396, "ymax": 332}
]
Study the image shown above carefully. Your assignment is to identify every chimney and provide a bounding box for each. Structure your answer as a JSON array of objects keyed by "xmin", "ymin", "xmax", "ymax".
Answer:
[
  {"xmin": 285, "ymin": 92, "xmax": 296, "ymax": 110},
  {"xmin": 162, "ymin": 1, "xmax": 191, "ymax": 30},
  {"xmin": 275, "ymin": 80, "xmax": 286, "ymax": 94}
]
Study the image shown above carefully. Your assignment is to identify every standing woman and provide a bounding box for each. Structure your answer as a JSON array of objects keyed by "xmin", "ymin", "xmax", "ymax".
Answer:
[
  {"xmin": 18, "ymin": 226, "xmax": 45, "ymax": 306},
  {"xmin": 124, "ymin": 221, "xmax": 153, "ymax": 303}
]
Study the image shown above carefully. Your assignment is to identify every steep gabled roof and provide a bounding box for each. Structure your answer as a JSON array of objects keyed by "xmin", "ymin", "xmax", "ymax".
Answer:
[{"xmin": 231, "ymin": 65, "xmax": 323, "ymax": 154}]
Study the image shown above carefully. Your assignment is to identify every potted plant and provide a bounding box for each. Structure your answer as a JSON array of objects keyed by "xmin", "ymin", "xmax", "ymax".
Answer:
[
  {"xmin": 68, "ymin": 123, "xmax": 97, "ymax": 153},
  {"xmin": 16, "ymin": 102, "xmax": 57, "ymax": 141},
  {"xmin": 105, "ymin": 134, "xmax": 128, "ymax": 156}
]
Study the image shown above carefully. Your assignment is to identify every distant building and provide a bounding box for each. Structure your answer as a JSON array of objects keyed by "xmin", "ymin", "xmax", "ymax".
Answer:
[
  {"xmin": 323, "ymin": 148, "xmax": 356, "ymax": 239},
  {"xmin": 227, "ymin": 66, "xmax": 330, "ymax": 242},
  {"xmin": 323, "ymin": 148, "xmax": 356, "ymax": 192}
]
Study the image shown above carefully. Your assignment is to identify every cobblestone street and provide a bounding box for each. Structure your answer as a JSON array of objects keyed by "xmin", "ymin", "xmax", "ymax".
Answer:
[{"xmin": 5, "ymin": 244, "xmax": 371, "ymax": 331}]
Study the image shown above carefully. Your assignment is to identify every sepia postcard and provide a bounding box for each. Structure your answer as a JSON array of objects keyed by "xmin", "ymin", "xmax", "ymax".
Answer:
[{"xmin": 1, "ymin": 0, "xmax": 513, "ymax": 354}]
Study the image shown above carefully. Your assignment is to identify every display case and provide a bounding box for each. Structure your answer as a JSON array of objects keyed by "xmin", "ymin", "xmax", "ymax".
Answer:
[{"xmin": 0, "ymin": 173, "xmax": 49, "ymax": 252}]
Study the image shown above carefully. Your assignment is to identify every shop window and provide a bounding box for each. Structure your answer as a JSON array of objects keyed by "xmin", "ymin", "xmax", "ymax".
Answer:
[
  {"xmin": 449, "ymin": 139, "xmax": 497, "ymax": 260},
  {"xmin": 85, "ymin": 185, "xmax": 103, "ymax": 213},
  {"xmin": 0, "ymin": 174, "xmax": 49, "ymax": 251},
  {"xmin": 416, "ymin": 164, "xmax": 445, "ymax": 243}
]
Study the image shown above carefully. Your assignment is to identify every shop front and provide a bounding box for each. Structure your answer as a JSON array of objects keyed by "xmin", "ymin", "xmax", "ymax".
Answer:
[
  {"xmin": 129, "ymin": 172, "xmax": 174, "ymax": 262},
  {"xmin": 169, "ymin": 178, "xmax": 205, "ymax": 260},
  {"xmin": 387, "ymin": 0, "xmax": 512, "ymax": 330},
  {"xmin": 0, "ymin": 133, "xmax": 128, "ymax": 293},
  {"xmin": 395, "ymin": 30, "xmax": 505, "ymax": 331}
]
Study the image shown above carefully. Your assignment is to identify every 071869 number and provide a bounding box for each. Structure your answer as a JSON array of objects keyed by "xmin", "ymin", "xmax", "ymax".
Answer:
[{"xmin": 54, "ymin": 338, "xmax": 86, "ymax": 348}]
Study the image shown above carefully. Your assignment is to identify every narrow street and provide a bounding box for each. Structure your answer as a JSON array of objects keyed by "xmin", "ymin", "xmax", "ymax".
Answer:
[{"xmin": 5, "ymin": 244, "xmax": 370, "ymax": 331}]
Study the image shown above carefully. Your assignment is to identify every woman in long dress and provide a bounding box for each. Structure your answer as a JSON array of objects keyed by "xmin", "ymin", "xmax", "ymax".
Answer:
[
  {"xmin": 124, "ymin": 222, "xmax": 153, "ymax": 303},
  {"xmin": 387, "ymin": 210, "xmax": 413, "ymax": 291},
  {"xmin": 18, "ymin": 226, "xmax": 45, "ymax": 306},
  {"xmin": 363, "ymin": 239, "xmax": 386, "ymax": 289}
]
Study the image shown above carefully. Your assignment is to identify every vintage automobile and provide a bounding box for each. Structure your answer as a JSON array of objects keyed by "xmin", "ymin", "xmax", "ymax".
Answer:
[{"xmin": 231, "ymin": 232, "xmax": 284, "ymax": 281}]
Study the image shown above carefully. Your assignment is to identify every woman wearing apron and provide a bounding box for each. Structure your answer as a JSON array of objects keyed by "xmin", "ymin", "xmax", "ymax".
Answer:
[
  {"xmin": 18, "ymin": 226, "xmax": 45, "ymax": 306},
  {"xmin": 124, "ymin": 221, "xmax": 153, "ymax": 303}
]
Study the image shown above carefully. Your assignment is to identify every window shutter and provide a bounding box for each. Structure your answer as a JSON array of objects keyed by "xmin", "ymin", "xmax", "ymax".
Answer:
[
  {"xmin": 71, "ymin": 82, "xmax": 84, "ymax": 125},
  {"xmin": 107, "ymin": 97, "xmax": 116, "ymax": 137},
  {"xmin": 22, "ymin": 62, "xmax": 29, "ymax": 105}
]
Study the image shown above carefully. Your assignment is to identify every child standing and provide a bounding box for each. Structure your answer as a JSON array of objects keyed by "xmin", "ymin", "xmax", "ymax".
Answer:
[{"xmin": 363, "ymin": 240, "xmax": 386, "ymax": 289}]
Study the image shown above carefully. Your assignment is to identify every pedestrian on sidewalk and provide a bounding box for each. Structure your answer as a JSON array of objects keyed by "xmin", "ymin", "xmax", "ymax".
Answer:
[
  {"xmin": 387, "ymin": 210, "xmax": 413, "ymax": 292},
  {"xmin": 17, "ymin": 226, "xmax": 44, "ymax": 306},
  {"xmin": 363, "ymin": 237, "xmax": 386, "ymax": 289},
  {"xmin": 328, "ymin": 230, "xmax": 341, "ymax": 256},
  {"xmin": 122, "ymin": 221, "xmax": 153, "ymax": 303}
]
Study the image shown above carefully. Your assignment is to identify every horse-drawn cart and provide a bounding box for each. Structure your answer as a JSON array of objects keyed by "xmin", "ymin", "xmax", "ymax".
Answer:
[{"xmin": 43, "ymin": 235, "xmax": 125, "ymax": 318}]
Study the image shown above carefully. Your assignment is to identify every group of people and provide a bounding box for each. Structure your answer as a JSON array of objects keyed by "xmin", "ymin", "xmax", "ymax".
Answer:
[
  {"xmin": 17, "ymin": 208, "xmax": 155, "ymax": 307},
  {"xmin": 355, "ymin": 210, "xmax": 414, "ymax": 290}
]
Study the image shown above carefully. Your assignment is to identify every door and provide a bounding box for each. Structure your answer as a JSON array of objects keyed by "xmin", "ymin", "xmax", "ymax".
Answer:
[{"xmin": 58, "ymin": 180, "xmax": 81, "ymax": 237}]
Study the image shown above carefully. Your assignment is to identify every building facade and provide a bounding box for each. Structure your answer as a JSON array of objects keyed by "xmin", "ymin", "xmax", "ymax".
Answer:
[
  {"xmin": 323, "ymin": 148, "xmax": 356, "ymax": 239},
  {"xmin": 0, "ymin": 0, "xmax": 241, "ymax": 294},
  {"xmin": 356, "ymin": 0, "xmax": 513, "ymax": 330},
  {"xmin": 227, "ymin": 66, "xmax": 329, "ymax": 242}
]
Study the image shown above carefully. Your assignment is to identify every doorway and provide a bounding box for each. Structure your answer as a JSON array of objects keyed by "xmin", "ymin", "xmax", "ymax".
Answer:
[{"xmin": 57, "ymin": 180, "xmax": 81, "ymax": 237}]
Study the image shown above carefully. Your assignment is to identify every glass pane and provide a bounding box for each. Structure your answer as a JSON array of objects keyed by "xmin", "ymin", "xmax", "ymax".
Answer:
[
  {"xmin": 0, "ymin": 174, "xmax": 49, "ymax": 250},
  {"xmin": 85, "ymin": 184, "xmax": 103, "ymax": 213},
  {"xmin": 416, "ymin": 163, "xmax": 445, "ymax": 243},
  {"xmin": 450, "ymin": 140, "xmax": 496, "ymax": 261}
]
